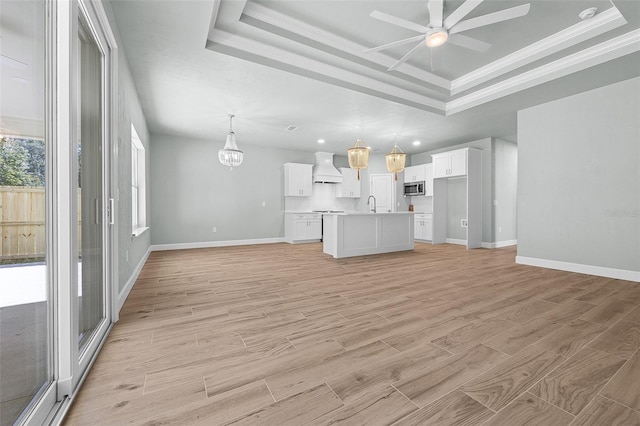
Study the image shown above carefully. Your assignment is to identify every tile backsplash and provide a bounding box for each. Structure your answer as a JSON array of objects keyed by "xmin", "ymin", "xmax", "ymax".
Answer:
[{"xmin": 285, "ymin": 183, "xmax": 360, "ymax": 212}]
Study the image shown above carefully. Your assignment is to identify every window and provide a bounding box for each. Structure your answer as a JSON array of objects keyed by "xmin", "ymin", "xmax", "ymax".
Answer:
[{"xmin": 131, "ymin": 124, "xmax": 146, "ymax": 236}]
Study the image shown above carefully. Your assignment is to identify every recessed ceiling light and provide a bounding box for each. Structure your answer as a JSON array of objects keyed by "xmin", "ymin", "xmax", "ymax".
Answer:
[
  {"xmin": 579, "ymin": 7, "xmax": 597, "ymax": 20},
  {"xmin": 413, "ymin": 140, "xmax": 421, "ymax": 146},
  {"xmin": 317, "ymin": 139, "xmax": 325, "ymax": 144}
]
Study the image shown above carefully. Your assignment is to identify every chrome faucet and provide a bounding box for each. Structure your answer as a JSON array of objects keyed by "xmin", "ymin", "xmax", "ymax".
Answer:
[{"xmin": 367, "ymin": 195, "xmax": 377, "ymax": 213}]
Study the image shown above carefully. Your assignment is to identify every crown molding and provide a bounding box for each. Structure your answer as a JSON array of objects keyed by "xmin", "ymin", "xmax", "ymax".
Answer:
[
  {"xmin": 207, "ymin": 29, "xmax": 447, "ymax": 112},
  {"xmin": 447, "ymin": 29, "xmax": 640, "ymax": 115},
  {"xmin": 208, "ymin": 1, "xmax": 639, "ymax": 116},
  {"xmin": 240, "ymin": 1, "xmax": 451, "ymax": 90},
  {"xmin": 451, "ymin": 7, "xmax": 628, "ymax": 95}
]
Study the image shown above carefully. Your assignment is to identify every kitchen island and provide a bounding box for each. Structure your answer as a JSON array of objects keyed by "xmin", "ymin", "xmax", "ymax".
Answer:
[{"xmin": 323, "ymin": 212, "xmax": 414, "ymax": 258}]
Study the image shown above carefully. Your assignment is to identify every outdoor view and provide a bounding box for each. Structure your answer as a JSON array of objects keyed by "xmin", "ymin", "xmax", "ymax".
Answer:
[{"xmin": 0, "ymin": 0, "xmax": 50, "ymax": 424}]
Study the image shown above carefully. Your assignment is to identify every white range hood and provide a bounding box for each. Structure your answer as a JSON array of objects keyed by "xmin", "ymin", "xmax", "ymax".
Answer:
[{"xmin": 313, "ymin": 152, "xmax": 343, "ymax": 184}]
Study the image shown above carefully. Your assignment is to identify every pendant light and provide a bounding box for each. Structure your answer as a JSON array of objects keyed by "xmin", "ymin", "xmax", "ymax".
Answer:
[
  {"xmin": 386, "ymin": 135, "xmax": 406, "ymax": 181},
  {"xmin": 218, "ymin": 114, "xmax": 244, "ymax": 169},
  {"xmin": 347, "ymin": 139, "xmax": 370, "ymax": 180}
]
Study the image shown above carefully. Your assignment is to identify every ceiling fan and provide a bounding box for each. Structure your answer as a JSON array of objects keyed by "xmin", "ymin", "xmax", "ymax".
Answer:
[{"xmin": 365, "ymin": 0, "xmax": 531, "ymax": 71}]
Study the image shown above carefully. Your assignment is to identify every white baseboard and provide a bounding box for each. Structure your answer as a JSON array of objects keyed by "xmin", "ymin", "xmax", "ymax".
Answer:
[
  {"xmin": 482, "ymin": 239, "xmax": 518, "ymax": 249},
  {"xmin": 150, "ymin": 237, "xmax": 286, "ymax": 252},
  {"xmin": 516, "ymin": 256, "xmax": 640, "ymax": 282},
  {"xmin": 118, "ymin": 246, "xmax": 151, "ymax": 312},
  {"xmin": 446, "ymin": 238, "xmax": 467, "ymax": 246}
]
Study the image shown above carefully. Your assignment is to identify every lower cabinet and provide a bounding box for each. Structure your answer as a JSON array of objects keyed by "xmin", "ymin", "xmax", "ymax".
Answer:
[
  {"xmin": 414, "ymin": 213, "xmax": 433, "ymax": 241},
  {"xmin": 285, "ymin": 213, "xmax": 322, "ymax": 243}
]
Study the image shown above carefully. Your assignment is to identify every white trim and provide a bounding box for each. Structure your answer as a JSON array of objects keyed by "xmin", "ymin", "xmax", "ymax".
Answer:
[
  {"xmin": 118, "ymin": 246, "xmax": 151, "ymax": 312},
  {"xmin": 450, "ymin": 7, "xmax": 626, "ymax": 94},
  {"xmin": 446, "ymin": 238, "xmax": 467, "ymax": 246},
  {"xmin": 240, "ymin": 1, "xmax": 450, "ymax": 89},
  {"xmin": 132, "ymin": 226, "xmax": 149, "ymax": 238},
  {"xmin": 150, "ymin": 237, "xmax": 286, "ymax": 252},
  {"xmin": 482, "ymin": 239, "xmax": 517, "ymax": 249},
  {"xmin": 208, "ymin": 30, "xmax": 446, "ymax": 112},
  {"xmin": 516, "ymin": 256, "xmax": 640, "ymax": 282},
  {"xmin": 447, "ymin": 29, "xmax": 640, "ymax": 115}
]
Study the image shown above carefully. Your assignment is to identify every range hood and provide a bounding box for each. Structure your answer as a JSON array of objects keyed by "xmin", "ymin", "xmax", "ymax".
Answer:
[{"xmin": 313, "ymin": 152, "xmax": 343, "ymax": 184}]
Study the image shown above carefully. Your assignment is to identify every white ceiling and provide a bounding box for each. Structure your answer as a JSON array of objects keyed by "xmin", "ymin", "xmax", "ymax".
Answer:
[{"xmin": 110, "ymin": 0, "xmax": 640, "ymax": 155}]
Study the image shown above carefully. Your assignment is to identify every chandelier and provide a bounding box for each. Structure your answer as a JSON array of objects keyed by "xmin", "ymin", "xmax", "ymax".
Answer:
[
  {"xmin": 218, "ymin": 114, "xmax": 244, "ymax": 169},
  {"xmin": 347, "ymin": 139, "xmax": 370, "ymax": 180},
  {"xmin": 386, "ymin": 139, "xmax": 406, "ymax": 181}
]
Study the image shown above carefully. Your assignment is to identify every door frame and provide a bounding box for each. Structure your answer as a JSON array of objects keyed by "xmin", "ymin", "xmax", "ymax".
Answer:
[{"xmin": 369, "ymin": 173, "xmax": 396, "ymax": 213}]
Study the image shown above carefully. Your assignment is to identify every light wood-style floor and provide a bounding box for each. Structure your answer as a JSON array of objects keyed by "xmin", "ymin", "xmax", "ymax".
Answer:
[{"xmin": 64, "ymin": 243, "xmax": 640, "ymax": 425}]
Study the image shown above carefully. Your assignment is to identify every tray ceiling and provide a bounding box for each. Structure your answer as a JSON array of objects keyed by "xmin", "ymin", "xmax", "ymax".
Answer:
[{"xmin": 207, "ymin": 0, "xmax": 640, "ymax": 115}]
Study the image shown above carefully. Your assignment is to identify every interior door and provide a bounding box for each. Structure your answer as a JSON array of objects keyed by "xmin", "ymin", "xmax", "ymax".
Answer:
[{"xmin": 369, "ymin": 173, "xmax": 395, "ymax": 213}]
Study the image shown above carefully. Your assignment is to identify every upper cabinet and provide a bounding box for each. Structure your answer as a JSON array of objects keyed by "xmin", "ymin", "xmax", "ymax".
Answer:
[
  {"xmin": 424, "ymin": 163, "xmax": 433, "ymax": 196},
  {"xmin": 284, "ymin": 163, "xmax": 312, "ymax": 196},
  {"xmin": 432, "ymin": 149, "xmax": 467, "ymax": 178},
  {"xmin": 336, "ymin": 167, "xmax": 361, "ymax": 198},
  {"xmin": 404, "ymin": 165, "xmax": 426, "ymax": 183},
  {"xmin": 404, "ymin": 163, "xmax": 433, "ymax": 196}
]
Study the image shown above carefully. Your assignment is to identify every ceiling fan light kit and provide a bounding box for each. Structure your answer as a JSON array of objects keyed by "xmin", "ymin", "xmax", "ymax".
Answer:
[
  {"xmin": 426, "ymin": 29, "xmax": 448, "ymax": 47},
  {"xmin": 366, "ymin": 0, "xmax": 531, "ymax": 72}
]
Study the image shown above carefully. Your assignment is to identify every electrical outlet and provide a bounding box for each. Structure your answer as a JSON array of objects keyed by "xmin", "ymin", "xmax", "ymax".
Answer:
[
  {"xmin": 262, "ymin": 201, "xmax": 266, "ymax": 207},
  {"xmin": 461, "ymin": 219, "xmax": 468, "ymax": 228},
  {"xmin": 493, "ymin": 200, "xmax": 498, "ymax": 206},
  {"xmin": 125, "ymin": 250, "xmax": 129, "ymax": 262},
  {"xmin": 499, "ymin": 226, "xmax": 502, "ymax": 233},
  {"xmin": 212, "ymin": 227, "xmax": 217, "ymax": 233}
]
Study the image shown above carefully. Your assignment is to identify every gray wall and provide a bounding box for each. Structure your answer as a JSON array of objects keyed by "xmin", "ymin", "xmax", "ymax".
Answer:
[
  {"xmin": 493, "ymin": 139, "xmax": 518, "ymax": 241},
  {"xmin": 517, "ymin": 77, "xmax": 639, "ymax": 272},
  {"xmin": 150, "ymin": 134, "xmax": 317, "ymax": 244},
  {"xmin": 104, "ymin": 2, "xmax": 151, "ymax": 293}
]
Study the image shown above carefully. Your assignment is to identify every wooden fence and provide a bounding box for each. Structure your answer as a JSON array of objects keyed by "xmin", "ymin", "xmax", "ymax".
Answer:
[{"xmin": 0, "ymin": 186, "xmax": 46, "ymax": 261}]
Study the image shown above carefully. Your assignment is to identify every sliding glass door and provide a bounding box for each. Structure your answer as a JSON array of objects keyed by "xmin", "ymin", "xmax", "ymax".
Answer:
[
  {"xmin": 0, "ymin": 0, "xmax": 116, "ymax": 423},
  {"xmin": 0, "ymin": 1, "xmax": 54, "ymax": 425},
  {"xmin": 77, "ymin": 4, "xmax": 106, "ymax": 357}
]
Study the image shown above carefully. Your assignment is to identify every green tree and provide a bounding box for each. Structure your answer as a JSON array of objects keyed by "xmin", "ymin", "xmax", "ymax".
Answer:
[{"xmin": 0, "ymin": 136, "xmax": 46, "ymax": 186}]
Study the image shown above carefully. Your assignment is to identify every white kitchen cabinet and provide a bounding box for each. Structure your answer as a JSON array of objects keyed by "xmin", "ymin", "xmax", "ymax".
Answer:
[
  {"xmin": 285, "ymin": 213, "xmax": 322, "ymax": 243},
  {"xmin": 431, "ymin": 147, "xmax": 482, "ymax": 249},
  {"xmin": 432, "ymin": 149, "xmax": 467, "ymax": 178},
  {"xmin": 424, "ymin": 163, "xmax": 433, "ymax": 196},
  {"xmin": 284, "ymin": 163, "xmax": 312, "ymax": 196},
  {"xmin": 404, "ymin": 165, "xmax": 426, "ymax": 183},
  {"xmin": 414, "ymin": 213, "xmax": 432, "ymax": 241},
  {"xmin": 404, "ymin": 164, "xmax": 433, "ymax": 197},
  {"xmin": 335, "ymin": 167, "xmax": 361, "ymax": 198}
]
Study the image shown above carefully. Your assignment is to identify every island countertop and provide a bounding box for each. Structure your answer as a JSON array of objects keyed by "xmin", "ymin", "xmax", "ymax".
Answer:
[
  {"xmin": 323, "ymin": 211, "xmax": 414, "ymax": 216},
  {"xmin": 322, "ymin": 211, "xmax": 414, "ymax": 258}
]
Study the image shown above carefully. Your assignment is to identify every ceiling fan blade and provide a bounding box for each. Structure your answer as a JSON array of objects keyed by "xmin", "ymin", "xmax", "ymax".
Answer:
[
  {"xmin": 450, "ymin": 3, "xmax": 531, "ymax": 35},
  {"xmin": 364, "ymin": 34, "xmax": 426, "ymax": 53},
  {"xmin": 370, "ymin": 10, "xmax": 430, "ymax": 34},
  {"xmin": 447, "ymin": 33, "xmax": 491, "ymax": 52},
  {"xmin": 430, "ymin": 48, "xmax": 441, "ymax": 72},
  {"xmin": 428, "ymin": 0, "xmax": 444, "ymax": 28},
  {"xmin": 388, "ymin": 40, "xmax": 425, "ymax": 71},
  {"xmin": 444, "ymin": 0, "xmax": 483, "ymax": 30}
]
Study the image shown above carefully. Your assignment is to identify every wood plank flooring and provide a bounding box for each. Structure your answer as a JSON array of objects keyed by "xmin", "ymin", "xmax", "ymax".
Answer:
[{"xmin": 63, "ymin": 243, "xmax": 640, "ymax": 425}]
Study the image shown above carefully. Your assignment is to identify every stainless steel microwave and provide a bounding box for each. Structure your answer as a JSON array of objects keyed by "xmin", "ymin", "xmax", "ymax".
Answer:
[{"xmin": 404, "ymin": 181, "xmax": 425, "ymax": 196}]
